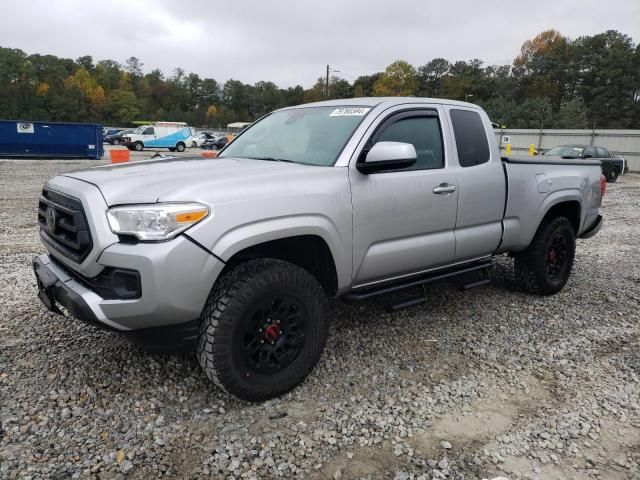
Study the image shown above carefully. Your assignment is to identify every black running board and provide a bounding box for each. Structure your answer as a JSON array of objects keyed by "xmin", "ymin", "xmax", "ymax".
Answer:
[{"xmin": 343, "ymin": 260, "xmax": 492, "ymax": 312}]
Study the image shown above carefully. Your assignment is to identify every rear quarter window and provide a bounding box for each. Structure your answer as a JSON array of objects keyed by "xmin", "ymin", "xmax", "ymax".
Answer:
[{"xmin": 450, "ymin": 109, "xmax": 490, "ymax": 167}]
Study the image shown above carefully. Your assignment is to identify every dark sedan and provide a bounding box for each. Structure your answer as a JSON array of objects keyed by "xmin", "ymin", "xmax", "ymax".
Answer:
[
  {"xmin": 202, "ymin": 135, "xmax": 229, "ymax": 150},
  {"xmin": 543, "ymin": 145, "xmax": 626, "ymax": 182},
  {"xmin": 106, "ymin": 129, "xmax": 133, "ymax": 145}
]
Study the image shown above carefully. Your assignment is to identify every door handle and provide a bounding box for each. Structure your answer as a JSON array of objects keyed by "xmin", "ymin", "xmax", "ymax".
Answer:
[{"xmin": 433, "ymin": 183, "xmax": 456, "ymax": 194}]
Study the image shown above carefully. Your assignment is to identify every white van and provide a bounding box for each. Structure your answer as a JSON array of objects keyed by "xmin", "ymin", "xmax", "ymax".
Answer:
[{"xmin": 122, "ymin": 122, "xmax": 194, "ymax": 152}]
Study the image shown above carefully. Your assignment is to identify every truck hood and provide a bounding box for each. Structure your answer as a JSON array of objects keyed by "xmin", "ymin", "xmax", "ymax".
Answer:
[{"xmin": 62, "ymin": 156, "xmax": 321, "ymax": 205}]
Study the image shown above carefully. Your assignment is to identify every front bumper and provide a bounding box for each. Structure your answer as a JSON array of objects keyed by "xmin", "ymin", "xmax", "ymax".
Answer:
[
  {"xmin": 33, "ymin": 234, "xmax": 225, "ymax": 351},
  {"xmin": 34, "ymin": 254, "xmax": 104, "ymax": 327}
]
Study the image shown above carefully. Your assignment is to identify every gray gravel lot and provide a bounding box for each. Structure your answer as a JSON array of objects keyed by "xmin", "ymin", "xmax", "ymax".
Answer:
[{"xmin": 0, "ymin": 159, "xmax": 639, "ymax": 480}]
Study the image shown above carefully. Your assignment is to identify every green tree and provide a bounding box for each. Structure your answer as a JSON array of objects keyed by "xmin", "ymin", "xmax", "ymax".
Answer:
[
  {"xmin": 252, "ymin": 81, "xmax": 280, "ymax": 117},
  {"xmin": 573, "ymin": 30, "xmax": 638, "ymax": 127},
  {"xmin": 76, "ymin": 55, "xmax": 94, "ymax": 72},
  {"xmin": 328, "ymin": 77, "xmax": 352, "ymax": 99},
  {"xmin": 353, "ymin": 73, "xmax": 381, "ymax": 97},
  {"xmin": 0, "ymin": 29, "xmax": 638, "ymax": 129},
  {"xmin": 554, "ymin": 98, "xmax": 588, "ymax": 128},
  {"xmin": 104, "ymin": 89, "xmax": 139, "ymax": 125},
  {"xmin": 279, "ymin": 85, "xmax": 304, "ymax": 107},
  {"xmin": 513, "ymin": 30, "xmax": 571, "ymax": 111},
  {"xmin": 125, "ymin": 56, "xmax": 143, "ymax": 77},
  {"xmin": 373, "ymin": 60, "xmax": 417, "ymax": 96},
  {"xmin": 303, "ymin": 78, "xmax": 326, "ymax": 103},
  {"xmin": 417, "ymin": 58, "xmax": 450, "ymax": 97}
]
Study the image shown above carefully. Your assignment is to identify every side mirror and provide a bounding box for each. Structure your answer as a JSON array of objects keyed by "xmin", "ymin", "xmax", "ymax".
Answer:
[{"xmin": 357, "ymin": 141, "xmax": 417, "ymax": 174}]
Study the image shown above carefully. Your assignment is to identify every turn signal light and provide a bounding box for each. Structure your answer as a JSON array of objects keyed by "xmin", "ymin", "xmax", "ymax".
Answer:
[{"xmin": 175, "ymin": 210, "xmax": 208, "ymax": 223}]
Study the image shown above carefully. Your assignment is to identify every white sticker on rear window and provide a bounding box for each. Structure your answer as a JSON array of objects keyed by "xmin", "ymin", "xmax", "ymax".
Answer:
[{"xmin": 329, "ymin": 107, "xmax": 370, "ymax": 117}]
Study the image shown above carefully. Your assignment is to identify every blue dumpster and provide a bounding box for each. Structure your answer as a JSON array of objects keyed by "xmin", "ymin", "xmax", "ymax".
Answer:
[{"xmin": 0, "ymin": 120, "xmax": 103, "ymax": 159}]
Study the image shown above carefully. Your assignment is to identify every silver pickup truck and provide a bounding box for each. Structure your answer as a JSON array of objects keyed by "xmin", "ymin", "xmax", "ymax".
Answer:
[{"xmin": 33, "ymin": 98, "xmax": 605, "ymax": 401}]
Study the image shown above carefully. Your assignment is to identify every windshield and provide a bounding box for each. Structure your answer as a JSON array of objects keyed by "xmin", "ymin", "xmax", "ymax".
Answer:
[
  {"xmin": 132, "ymin": 126, "xmax": 145, "ymax": 134},
  {"xmin": 544, "ymin": 146, "xmax": 584, "ymax": 158},
  {"xmin": 219, "ymin": 106, "xmax": 372, "ymax": 166}
]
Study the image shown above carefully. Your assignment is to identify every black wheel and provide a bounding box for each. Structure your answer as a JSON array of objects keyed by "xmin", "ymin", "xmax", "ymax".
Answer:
[
  {"xmin": 191, "ymin": 141, "xmax": 197, "ymax": 148},
  {"xmin": 176, "ymin": 142, "xmax": 186, "ymax": 152},
  {"xmin": 113, "ymin": 139, "xmax": 121, "ymax": 145},
  {"xmin": 514, "ymin": 217, "xmax": 575, "ymax": 295},
  {"xmin": 606, "ymin": 168, "xmax": 619, "ymax": 183},
  {"xmin": 134, "ymin": 141, "xmax": 143, "ymax": 152},
  {"xmin": 197, "ymin": 259, "xmax": 329, "ymax": 401}
]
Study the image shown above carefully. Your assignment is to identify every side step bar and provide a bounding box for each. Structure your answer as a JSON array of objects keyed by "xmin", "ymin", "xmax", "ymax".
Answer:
[{"xmin": 343, "ymin": 260, "xmax": 492, "ymax": 312}]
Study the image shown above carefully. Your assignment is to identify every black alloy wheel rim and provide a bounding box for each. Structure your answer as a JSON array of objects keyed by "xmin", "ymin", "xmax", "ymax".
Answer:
[
  {"xmin": 546, "ymin": 233, "xmax": 569, "ymax": 281},
  {"xmin": 241, "ymin": 295, "xmax": 307, "ymax": 374}
]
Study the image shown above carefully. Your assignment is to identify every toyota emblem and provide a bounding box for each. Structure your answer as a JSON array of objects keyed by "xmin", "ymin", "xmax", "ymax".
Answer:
[{"xmin": 45, "ymin": 206, "xmax": 57, "ymax": 233}]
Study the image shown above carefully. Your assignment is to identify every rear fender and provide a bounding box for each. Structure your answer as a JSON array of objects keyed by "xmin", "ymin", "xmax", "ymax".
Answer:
[{"xmin": 502, "ymin": 189, "xmax": 584, "ymax": 252}]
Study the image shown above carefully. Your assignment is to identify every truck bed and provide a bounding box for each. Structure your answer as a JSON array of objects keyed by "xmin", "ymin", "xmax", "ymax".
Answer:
[
  {"xmin": 498, "ymin": 155, "xmax": 603, "ymax": 252},
  {"xmin": 502, "ymin": 155, "xmax": 602, "ymax": 167}
]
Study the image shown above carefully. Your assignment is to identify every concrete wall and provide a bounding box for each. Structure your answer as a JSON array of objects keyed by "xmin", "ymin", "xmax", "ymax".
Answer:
[{"xmin": 494, "ymin": 129, "xmax": 640, "ymax": 172}]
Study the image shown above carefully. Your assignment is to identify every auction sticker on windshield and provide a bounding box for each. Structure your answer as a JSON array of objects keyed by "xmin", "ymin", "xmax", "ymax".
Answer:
[{"xmin": 329, "ymin": 107, "xmax": 371, "ymax": 116}]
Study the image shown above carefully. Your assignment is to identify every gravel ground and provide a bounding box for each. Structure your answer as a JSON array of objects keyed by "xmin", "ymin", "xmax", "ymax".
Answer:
[{"xmin": 0, "ymin": 160, "xmax": 639, "ymax": 480}]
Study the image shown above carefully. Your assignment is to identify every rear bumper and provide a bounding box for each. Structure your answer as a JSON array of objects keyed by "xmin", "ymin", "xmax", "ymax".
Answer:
[{"xmin": 579, "ymin": 214, "xmax": 603, "ymax": 239}]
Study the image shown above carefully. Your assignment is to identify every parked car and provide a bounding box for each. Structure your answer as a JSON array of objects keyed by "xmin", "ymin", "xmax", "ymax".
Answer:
[
  {"xmin": 543, "ymin": 144, "xmax": 625, "ymax": 182},
  {"xmin": 105, "ymin": 129, "xmax": 133, "ymax": 145},
  {"xmin": 202, "ymin": 135, "xmax": 228, "ymax": 150},
  {"xmin": 122, "ymin": 122, "xmax": 193, "ymax": 152},
  {"xmin": 102, "ymin": 128, "xmax": 123, "ymax": 141},
  {"xmin": 190, "ymin": 131, "xmax": 216, "ymax": 148},
  {"xmin": 33, "ymin": 98, "xmax": 604, "ymax": 401}
]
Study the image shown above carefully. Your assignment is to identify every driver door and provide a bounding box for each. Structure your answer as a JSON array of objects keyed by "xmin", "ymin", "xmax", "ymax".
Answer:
[
  {"xmin": 350, "ymin": 107, "xmax": 458, "ymax": 287},
  {"xmin": 141, "ymin": 127, "xmax": 156, "ymax": 142}
]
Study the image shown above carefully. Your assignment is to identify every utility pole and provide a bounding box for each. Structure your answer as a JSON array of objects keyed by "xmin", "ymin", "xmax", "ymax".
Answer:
[
  {"xmin": 325, "ymin": 65, "xmax": 330, "ymax": 100},
  {"xmin": 325, "ymin": 65, "xmax": 340, "ymax": 100}
]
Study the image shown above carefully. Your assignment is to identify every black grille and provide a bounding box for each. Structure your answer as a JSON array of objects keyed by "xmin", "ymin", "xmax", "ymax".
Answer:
[{"xmin": 38, "ymin": 189, "xmax": 93, "ymax": 263}]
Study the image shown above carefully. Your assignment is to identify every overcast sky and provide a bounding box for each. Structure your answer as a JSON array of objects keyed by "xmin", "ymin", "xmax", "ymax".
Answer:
[{"xmin": 1, "ymin": 0, "xmax": 638, "ymax": 88}]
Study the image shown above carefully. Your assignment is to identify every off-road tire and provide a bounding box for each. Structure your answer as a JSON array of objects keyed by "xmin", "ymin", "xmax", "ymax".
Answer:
[
  {"xmin": 197, "ymin": 259, "xmax": 329, "ymax": 401},
  {"xmin": 176, "ymin": 142, "xmax": 186, "ymax": 152},
  {"xmin": 514, "ymin": 216, "xmax": 576, "ymax": 295},
  {"xmin": 606, "ymin": 168, "xmax": 619, "ymax": 183}
]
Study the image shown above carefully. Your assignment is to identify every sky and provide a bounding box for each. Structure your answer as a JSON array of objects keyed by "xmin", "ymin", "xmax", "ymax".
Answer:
[{"xmin": 1, "ymin": 0, "xmax": 639, "ymax": 88}]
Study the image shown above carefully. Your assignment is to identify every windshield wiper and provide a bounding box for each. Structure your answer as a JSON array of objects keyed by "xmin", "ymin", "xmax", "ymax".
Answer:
[{"xmin": 247, "ymin": 156, "xmax": 296, "ymax": 163}]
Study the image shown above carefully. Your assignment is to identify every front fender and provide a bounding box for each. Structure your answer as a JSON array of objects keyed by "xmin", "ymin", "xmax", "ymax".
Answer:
[{"xmin": 192, "ymin": 214, "xmax": 352, "ymax": 293}]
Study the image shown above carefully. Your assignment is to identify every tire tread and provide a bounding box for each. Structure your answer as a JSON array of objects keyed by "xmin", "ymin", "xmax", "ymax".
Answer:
[
  {"xmin": 197, "ymin": 258, "xmax": 328, "ymax": 401},
  {"xmin": 514, "ymin": 216, "xmax": 575, "ymax": 295}
]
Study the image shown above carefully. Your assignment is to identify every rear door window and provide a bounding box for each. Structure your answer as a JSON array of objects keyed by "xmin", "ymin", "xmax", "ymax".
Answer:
[
  {"xmin": 583, "ymin": 147, "xmax": 596, "ymax": 158},
  {"xmin": 450, "ymin": 109, "xmax": 490, "ymax": 167},
  {"xmin": 596, "ymin": 147, "xmax": 608, "ymax": 158}
]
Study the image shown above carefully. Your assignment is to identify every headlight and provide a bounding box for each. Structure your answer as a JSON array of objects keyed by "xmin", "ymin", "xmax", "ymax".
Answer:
[{"xmin": 107, "ymin": 203, "xmax": 209, "ymax": 241}]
